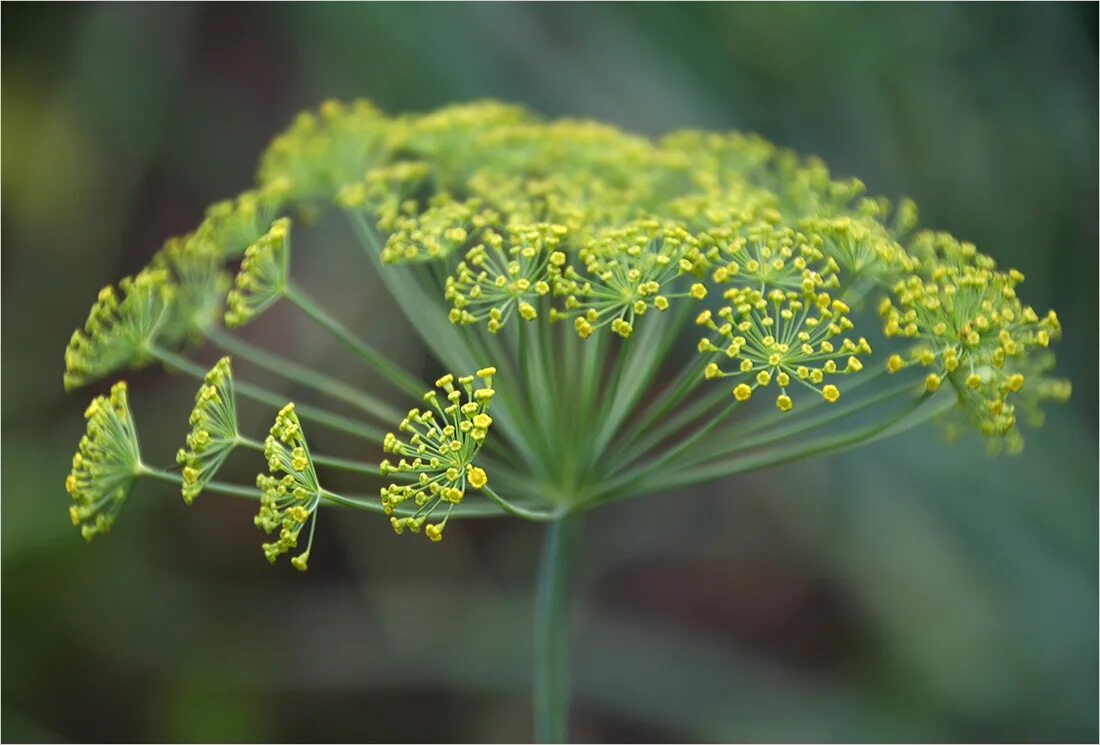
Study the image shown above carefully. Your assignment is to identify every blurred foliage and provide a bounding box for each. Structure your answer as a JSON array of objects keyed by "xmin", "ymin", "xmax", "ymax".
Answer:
[{"xmin": 2, "ymin": 4, "xmax": 1096, "ymax": 742}]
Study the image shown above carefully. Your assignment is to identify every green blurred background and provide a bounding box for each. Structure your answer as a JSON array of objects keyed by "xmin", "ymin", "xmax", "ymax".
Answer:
[{"xmin": 3, "ymin": 4, "xmax": 1097, "ymax": 742}]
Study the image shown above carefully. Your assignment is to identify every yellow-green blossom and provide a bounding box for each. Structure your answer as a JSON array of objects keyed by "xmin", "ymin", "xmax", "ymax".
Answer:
[
  {"xmin": 698, "ymin": 285, "xmax": 869, "ymax": 410},
  {"xmin": 336, "ymin": 160, "xmax": 432, "ymax": 229},
  {"xmin": 196, "ymin": 186, "xmax": 289, "ymax": 259},
  {"xmin": 704, "ymin": 220, "xmax": 840, "ymax": 292},
  {"xmin": 880, "ymin": 263, "xmax": 1062, "ymax": 440},
  {"xmin": 151, "ymin": 233, "xmax": 231, "ymax": 345},
  {"xmin": 224, "ymin": 217, "xmax": 291, "ymax": 327},
  {"xmin": 63, "ymin": 269, "xmax": 174, "ymax": 391},
  {"xmin": 379, "ymin": 195, "xmax": 495, "ymax": 264},
  {"xmin": 176, "ymin": 357, "xmax": 239, "ymax": 505},
  {"xmin": 552, "ymin": 219, "xmax": 704, "ymax": 339},
  {"xmin": 379, "ymin": 368, "xmax": 496, "ymax": 542},
  {"xmin": 66, "ymin": 382, "xmax": 142, "ymax": 540},
  {"xmin": 445, "ymin": 223, "xmax": 565, "ymax": 332},
  {"xmin": 258, "ymin": 98, "xmax": 398, "ymax": 204},
  {"xmin": 800, "ymin": 214, "xmax": 918, "ymax": 287},
  {"xmin": 254, "ymin": 404, "xmax": 321, "ymax": 570}
]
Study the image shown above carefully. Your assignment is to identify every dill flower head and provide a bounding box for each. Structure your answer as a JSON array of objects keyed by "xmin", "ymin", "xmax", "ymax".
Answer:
[
  {"xmin": 337, "ymin": 160, "xmax": 432, "ymax": 227},
  {"xmin": 151, "ymin": 234, "xmax": 231, "ymax": 345},
  {"xmin": 697, "ymin": 284, "xmax": 869, "ymax": 410},
  {"xmin": 445, "ymin": 222, "xmax": 564, "ymax": 332},
  {"xmin": 61, "ymin": 98, "xmax": 1071, "ymax": 567},
  {"xmin": 380, "ymin": 195, "xmax": 494, "ymax": 264},
  {"xmin": 800, "ymin": 213, "xmax": 918, "ymax": 286},
  {"xmin": 703, "ymin": 219, "xmax": 840, "ymax": 291},
  {"xmin": 176, "ymin": 357, "xmax": 239, "ymax": 505},
  {"xmin": 255, "ymin": 404, "xmax": 321, "ymax": 570},
  {"xmin": 880, "ymin": 259, "xmax": 1063, "ymax": 442},
  {"xmin": 58, "ymin": 98, "xmax": 1076, "ymax": 745},
  {"xmin": 379, "ymin": 368, "xmax": 496, "ymax": 542},
  {"xmin": 258, "ymin": 98, "xmax": 396, "ymax": 205},
  {"xmin": 553, "ymin": 219, "xmax": 705, "ymax": 339},
  {"xmin": 197, "ymin": 185, "xmax": 289, "ymax": 259},
  {"xmin": 224, "ymin": 217, "xmax": 292, "ymax": 328},
  {"xmin": 66, "ymin": 382, "xmax": 142, "ymax": 540},
  {"xmin": 63, "ymin": 269, "xmax": 174, "ymax": 391}
]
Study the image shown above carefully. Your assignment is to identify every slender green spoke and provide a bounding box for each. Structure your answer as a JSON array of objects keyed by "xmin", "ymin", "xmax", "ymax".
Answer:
[
  {"xmin": 601, "ymin": 398, "xmax": 740, "ymax": 492},
  {"xmin": 476, "ymin": 324, "xmax": 549, "ymax": 473},
  {"xmin": 317, "ymin": 488, "xmax": 380, "ymax": 511},
  {"xmin": 142, "ymin": 466, "xmax": 261, "ymax": 500},
  {"xmin": 514, "ymin": 322, "xmax": 558, "ymax": 478},
  {"xmin": 605, "ymin": 354, "xmax": 712, "ymax": 466},
  {"xmin": 623, "ymin": 368, "xmax": 907, "ymax": 479},
  {"xmin": 142, "ymin": 465, "xmax": 514, "ymax": 519},
  {"xmin": 237, "ymin": 435, "xmax": 383, "ymax": 477},
  {"xmin": 312, "ymin": 454, "xmax": 383, "ymax": 476},
  {"xmin": 285, "ymin": 282, "xmax": 426, "ymax": 399},
  {"xmin": 483, "ymin": 486, "xmax": 565, "ymax": 522},
  {"xmin": 604, "ymin": 390, "xmax": 947, "ymax": 501},
  {"xmin": 150, "ymin": 345, "xmax": 385, "ymax": 443},
  {"xmin": 587, "ymin": 304, "xmax": 690, "ymax": 466},
  {"xmin": 207, "ymin": 326, "xmax": 403, "ymax": 422},
  {"xmin": 685, "ymin": 374, "xmax": 921, "ymax": 467}
]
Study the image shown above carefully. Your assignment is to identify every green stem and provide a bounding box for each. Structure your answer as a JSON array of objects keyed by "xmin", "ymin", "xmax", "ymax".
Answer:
[
  {"xmin": 141, "ymin": 465, "xmax": 513, "ymax": 519},
  {"xmin": 151, "ymin": 346, "xmax": 385, "ymax": 443},
  {"xmin": 285, "ymin": 282, "xmax": 426, "ymax": 399},
  {"xmin": 683, "ymin": 374, "xmax": 919, "ymax": 467},
  {"xmin": 236, "ymin": 435, "xmax": 383, "ymax": 476},
  {"xmin": 614, "ymin": 390, "xmax": 947, "ymax": 499},
  {"xmin": 141, "ymin": 465, "xmax": 261, "ymax": 500},
  {"xmin": 534, "ymin": 512, "xmax": 584, "ymax": 743},
  {"xmin": 483, "ymin": 486, "xmax": 564, "ymax": 522},
  {"xmin": 206, "ymin": 326, "xmax": 402, "ymax": 423},
  {"xmin": 608, "ymin": 353, "xmax": 709, "ymax": 461},
  {"xmin": 587, "ymin": 305, "xmax": 688, "ymax": 465}
]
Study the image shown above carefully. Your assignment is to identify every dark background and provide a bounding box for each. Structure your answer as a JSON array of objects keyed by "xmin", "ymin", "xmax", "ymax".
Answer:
[{"xmin": 3, "ymin": 4, "xmax": 1097, "ymax": 742}]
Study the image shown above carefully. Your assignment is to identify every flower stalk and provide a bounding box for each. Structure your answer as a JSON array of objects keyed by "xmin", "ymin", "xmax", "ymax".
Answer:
[{"xmin": 534, "ymin": 512, "xmax": 585, "ymax": 744}]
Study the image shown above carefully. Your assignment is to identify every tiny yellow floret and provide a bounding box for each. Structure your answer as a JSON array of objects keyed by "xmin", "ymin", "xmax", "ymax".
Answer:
[{"xmin": 467, "ymin": 466, "xmax": 488, "ymax": 490}]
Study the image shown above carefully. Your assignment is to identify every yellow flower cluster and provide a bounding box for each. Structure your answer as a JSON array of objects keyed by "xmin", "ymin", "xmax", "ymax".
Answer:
[
  {"xmin": 553, "ymin": 220, "xmax": 705, "ymax": 339},
  {"xmin": 63, "ymin": 269, "xmax": 174, "ymax": 391},
  {"xmin": 702, "ymin": 220, "xmax": 840, "ymax": 292},
  {"xmin": 800, "ymin": 213, "xmax": 918, "ymax": 287},
  {"xmin": 176, "ymin": 357, "xmax": 239, "ymax": 505},
  {"xmin": 880, "ymin": 244, "xmax": 1066, "ymax": 447},
  {"xmin": 445, "ymin": 223, "xmax": 565, "ymax": 332},
  {"xmin": 255, "ymin": 404, "xmax": 321, "ymax": 570},
  {"xmin": 197, "ymin": 185, "xmax": 289, "ymax": 259},
  {"xmin": 150, "ymin": 233, "xmax": 230, "ymax": 346},
  {"xmin": 379, "ymin": 369, "xmax": 496, "ymax": 542},
  {"xmin": 66, "ymin": 382, "xmax": 142, "ymax": 540},
  {"xmin": 379, "ymin": 196, "xmax": 493, "ymax": 264},
  {"xmin": 697, "ymin": 285, "xmax": 870, "ymax": 411},
  {"xmin": 258, "ymin": 99, "xmax": 396, "ymax": 205},
  {"xmin": 224, "ymin": 217, "xmax": 292, "ymax": 328},
  {"xmin": 337, "ymin": 160, "xmax": 432, "ymax": 228}
]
